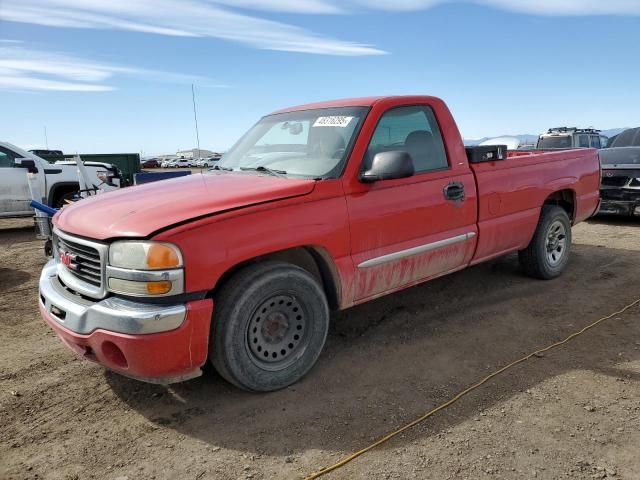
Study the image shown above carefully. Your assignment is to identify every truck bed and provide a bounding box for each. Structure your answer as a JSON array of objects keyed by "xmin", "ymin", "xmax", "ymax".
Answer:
[{"xmin": 469, "ymin": 148, "xmax": 601, "ymax": 264}]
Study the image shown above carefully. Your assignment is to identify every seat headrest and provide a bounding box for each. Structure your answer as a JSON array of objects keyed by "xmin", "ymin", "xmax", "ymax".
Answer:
[
  {"xmin": 404, "ymin": 130, "xmax": 438, "ymax": 170},
  {"xmin": 315, "ymin": 129, "xmax": 346, "ymax": 157},
  {"xmin": 405, "ymin": 130, "xmax": 434, "ymax": 148}
]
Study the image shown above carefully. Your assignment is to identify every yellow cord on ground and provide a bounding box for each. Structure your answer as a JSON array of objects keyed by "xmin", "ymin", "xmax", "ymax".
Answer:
[{"xmin": 304, "ymin": 297, "xmax": 640, "ymax": 480}]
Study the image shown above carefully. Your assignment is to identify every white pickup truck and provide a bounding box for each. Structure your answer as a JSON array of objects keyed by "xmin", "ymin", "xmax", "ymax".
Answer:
[{"xmin": 0, "ymin": 141, "xmax": 121, "ymax": 217}]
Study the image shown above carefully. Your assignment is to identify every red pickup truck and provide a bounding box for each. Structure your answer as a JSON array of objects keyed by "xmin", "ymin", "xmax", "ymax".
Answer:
[{"xmin": 39, "ymin": 96, "xmax": 600, "ymax": 391}]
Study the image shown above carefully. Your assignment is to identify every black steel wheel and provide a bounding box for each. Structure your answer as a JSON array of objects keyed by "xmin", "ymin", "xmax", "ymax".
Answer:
[
  {"xmin": 210, "ymin": 261, "xmax": 329, "ymax": 391},
  {"xmin": 246, "ymin": 294, "xmax": 310, "ymax": 371}
]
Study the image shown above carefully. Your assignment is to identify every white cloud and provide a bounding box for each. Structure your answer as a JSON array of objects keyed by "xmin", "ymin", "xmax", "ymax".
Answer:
[
  {"xmin": 350, "ymin": 0, "xmax": 640, "ymax": 14},
  {"xmin": 478, "ymin": 0, "xmax": 640, "ymax": 16},
  {"xmin": 208, "ymin": 0, "xmax": 344, "ymax": 14},
  {"xmin": 350, "ymin": 0, "xmax": 445, "ymax": 11},
  {"xmin": 0, "ymin": 75, "xmax": 114, "ymax": 92},
  {"xmin": 2, "ymin": 0, "xmax": 385, "ymax": 56},
  {"xmin": 2, "ymin": 0, "xmax": 631, "ymax": 66},
  {"xmin": 0, "ymin": 44, "xmax": 224, "ymax": 92}
]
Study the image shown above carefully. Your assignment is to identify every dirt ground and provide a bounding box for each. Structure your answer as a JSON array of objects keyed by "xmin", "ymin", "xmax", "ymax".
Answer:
[{"xmin": 1, "ymin": 215, "xmax": 639, "ymax": 480}]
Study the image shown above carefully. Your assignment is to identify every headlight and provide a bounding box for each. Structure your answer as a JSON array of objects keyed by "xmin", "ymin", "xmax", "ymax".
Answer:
[
  {"xmin": 107, "ymin": 241, "xmax": 184, "ymax": 297},
  {"xmin": 109, "ymin": 241, "xmax": 182, "ymax": 269}
]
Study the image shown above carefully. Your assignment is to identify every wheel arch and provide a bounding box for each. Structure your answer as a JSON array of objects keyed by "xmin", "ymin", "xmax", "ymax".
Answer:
[
  {"xmin": 543, "ymin": 189, "xmax": 576, "ymax": 223},
  {"xmin": 48, "ymin": 182, "xmax": 80, "ymax": 207},
  {"xmin": 210, "ymin": 246, "xmax": 342, "ymax": 310}
]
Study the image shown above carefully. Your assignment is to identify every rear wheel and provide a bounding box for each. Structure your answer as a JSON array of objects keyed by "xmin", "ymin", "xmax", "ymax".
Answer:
[
  {"xmin": 210, "ymin": 262, "xmax": 329, "ymax": 391},
  {"xmin": 518, "ymin": 205, "xmax": 572, "ymax": 279}
]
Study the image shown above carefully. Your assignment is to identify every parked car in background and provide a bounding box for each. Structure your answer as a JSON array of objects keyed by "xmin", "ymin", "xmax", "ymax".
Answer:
[
  {"xmin": 598, "ymin": 147, "xmax": 640, "ymax": 216},
  {"xmin": 39, "ymin": 95, "xmax": 600, "ymax": 392},
  {"xmin": 141, "ymin": 158, "xmax": 160, "ymax": 168},
  {"xmin": 196, "ymin": 156, "xmax": 220, "ymax": 168},
  {"xmin": 171, "ymin": 158, "xmax": 192, "ymax": 168},
  {"xmin": 0, "ymin": 141, "xmax": 121, "ymax": 215},
  {"xmin": 160, "ymin": 158, "xmax": 177, "ymax": 168},
  {"xmin": 537, "ymin": 127, "xmax": 608, "ymax": 150}
]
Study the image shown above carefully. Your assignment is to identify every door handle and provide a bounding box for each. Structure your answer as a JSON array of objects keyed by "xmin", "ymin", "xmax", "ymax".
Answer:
[{"xmin": 444, "ymin": 182, "xmax": 465, "ymax": 201}]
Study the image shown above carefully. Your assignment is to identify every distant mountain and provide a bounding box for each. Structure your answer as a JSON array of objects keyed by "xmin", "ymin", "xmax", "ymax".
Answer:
[
  {"xmin": 464, "ymin": 129, "xmax": 632, "ymax": 146},
  {"xmin": 601, "ymin": 128, "xmax": 630, "ymax": 138}
]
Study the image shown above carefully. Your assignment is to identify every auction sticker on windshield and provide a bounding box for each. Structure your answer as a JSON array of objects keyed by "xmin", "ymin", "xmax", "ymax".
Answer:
[{"xmin": 313, "ymin": 116, "xmax": 353, "ymax": 128}]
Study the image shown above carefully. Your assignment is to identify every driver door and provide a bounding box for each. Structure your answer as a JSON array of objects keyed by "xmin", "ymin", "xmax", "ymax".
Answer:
[
  {"xmin": 0, "ymin": 146, "xmax": 33, "ymax": 216},
  {"xmin": 345, "ymin": 105, "xmax": 478, "ymax": 302}
]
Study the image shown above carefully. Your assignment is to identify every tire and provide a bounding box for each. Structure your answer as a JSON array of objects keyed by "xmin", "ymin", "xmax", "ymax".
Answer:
[
  {"xmin": 518, "ymin": 205, "xmax": 572, "ymax": 280},
  {"xmin": 210, "ymin": 261, "xmax": 329, "ymax": 392}
]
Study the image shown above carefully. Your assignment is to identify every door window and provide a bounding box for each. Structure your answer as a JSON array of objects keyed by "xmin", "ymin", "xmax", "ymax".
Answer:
[
  {"xmin": 367, "ymin": 106, "xmax": 448, "ymax": 173},
  {"xmin": 0, "ymin": 146, "xmax": 19, "ymax": 168},
  {"xmin": 590, "ymin": 136, "xmax": 601, "ymax": 149}
]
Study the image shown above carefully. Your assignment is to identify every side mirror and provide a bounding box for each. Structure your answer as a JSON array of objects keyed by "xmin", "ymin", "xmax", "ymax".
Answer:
[
  {"xmin": 361, "ymin": 151, "xmax": 414, "ymax": 183},
  {"xmin": 15, "ymin": 158, "xmax": 39, "ymax": 174}
]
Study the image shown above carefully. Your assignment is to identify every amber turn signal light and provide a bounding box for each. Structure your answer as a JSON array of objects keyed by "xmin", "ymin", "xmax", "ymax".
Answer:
[
  {"xmin": 147, "ymin": 244, "xmax": 181, "ymax": 269},
  {"xmin": 145, "ymin": 280, "xmax": 173, "ymax": 295}
]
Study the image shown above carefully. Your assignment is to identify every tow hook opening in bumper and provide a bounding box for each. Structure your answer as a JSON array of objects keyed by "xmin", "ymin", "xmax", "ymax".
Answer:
[{"xmin": 50, "ymin": 304, "xmax": 66, "ymax": 320}]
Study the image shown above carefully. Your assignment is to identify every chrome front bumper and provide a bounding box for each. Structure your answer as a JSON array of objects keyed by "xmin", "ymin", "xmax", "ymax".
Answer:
[{"xmin": 39, "ymin": 259, "xmax": 186, "ymax": 335}]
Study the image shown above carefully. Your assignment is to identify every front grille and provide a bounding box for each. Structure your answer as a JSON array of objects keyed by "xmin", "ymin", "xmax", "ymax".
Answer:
[
  {"xmin": 52, "ymin": 229, "xmax": 108, "ymax": 300},
  {"xmin": 601, "ymin": 176, "xmax": 629, "ymax": 187},
  {"xmin": 57, "ymin": 235, "xmax": 103, "ymax": 287}
]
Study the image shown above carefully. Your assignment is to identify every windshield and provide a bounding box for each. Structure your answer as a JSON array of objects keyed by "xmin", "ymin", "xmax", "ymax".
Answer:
[
  {"xmin": 600, "ymin": 147, "xmax": 640, "ymax": 165},
  {"xmin": 215, "ymin": 106, "xmax": 368, "ymax": 178},
  {"xmin": 537, "ymin": 135, "xmax": 572, "ymax": 149}
]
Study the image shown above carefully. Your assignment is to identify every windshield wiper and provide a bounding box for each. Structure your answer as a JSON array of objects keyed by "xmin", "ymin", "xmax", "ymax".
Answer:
[
  {"xmin": 240, "ymin": 166, "xmax": 287, "ymax": 177},
  {"xmin": 212, "ymin": 165, "xmax": 233, "ymax": 171}
]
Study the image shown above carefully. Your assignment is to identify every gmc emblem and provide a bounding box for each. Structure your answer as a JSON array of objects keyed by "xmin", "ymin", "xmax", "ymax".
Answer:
[{"xmin": 59, "ymin": 250, "xmax": 77, "ymax": 270}]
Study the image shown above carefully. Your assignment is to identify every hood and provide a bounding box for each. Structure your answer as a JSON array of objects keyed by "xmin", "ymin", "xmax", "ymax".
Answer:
[{"xmin": 55, "ymin": 172, "xmax": 316, "ymax": 240}]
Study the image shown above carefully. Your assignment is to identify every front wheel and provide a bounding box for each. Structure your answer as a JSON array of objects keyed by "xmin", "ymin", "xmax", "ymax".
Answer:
[
  {"xmin": 518, "ymin": 205, "xmax": 572, "ymax": 279},
  {"xmin": 210, "ymin": 262, "xmax": 329, "ymax": 391}
]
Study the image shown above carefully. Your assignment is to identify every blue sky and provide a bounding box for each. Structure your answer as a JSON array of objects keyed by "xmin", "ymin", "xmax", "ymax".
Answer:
[{"xmin": 1, "ymin": 0, "xmax": 639, "ymax": 155}]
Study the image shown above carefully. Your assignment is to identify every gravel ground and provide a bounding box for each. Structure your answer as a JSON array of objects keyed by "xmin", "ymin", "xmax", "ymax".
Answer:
[{"xmin": 1, "ymin": 215, "xmax": 639, "ymax": 480}]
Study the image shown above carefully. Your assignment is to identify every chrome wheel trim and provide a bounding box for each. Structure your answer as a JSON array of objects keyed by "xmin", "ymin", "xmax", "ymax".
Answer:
[{"xmin": 546, "ymin": 220, "xmax": 567, "ymax": 266}]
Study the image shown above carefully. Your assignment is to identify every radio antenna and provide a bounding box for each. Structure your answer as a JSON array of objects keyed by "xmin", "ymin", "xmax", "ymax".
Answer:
[{"xmin": 191, "ymin": 84, "xmax": 201, "ymax": 161}]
